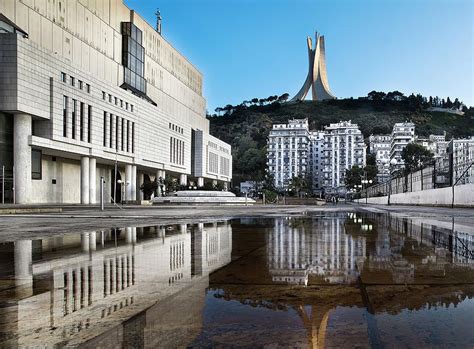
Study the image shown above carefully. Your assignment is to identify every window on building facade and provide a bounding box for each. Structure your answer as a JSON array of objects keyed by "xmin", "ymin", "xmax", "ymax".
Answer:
[
  {"xmin": 79, "ymin": 102, "xmax": 85, "ymax": 141},
  {"xmin": 71, "ymin": 99, "xmax": 77, "ymax": 139},
  {"xmin": 131, "ymin": 122, "xmax": 135, "ymax": 153},
  {"xmin": 121, "ymin": 22, "xmax": 147, "ymax": 95},
  {"xmin": 126, "ymin": 120, "xmax": 130, "ymax": 152},
  {"xmin": 61, "ymin": 72, "xmax": 66, "ymax": 83},
  {"xmin": 85, "ymin": 105, "xmax": 91, "ymax": 143},
  {"xmin": 103, "ymin": 111, "xmax": 108, "ymax": 147},
  {"xmin": 109, "ymin": 114, "xmax": 113, "ymax": 149},
  {"xmin": 32, "ymin": 149, "xmax": 42, "ymax": 180},
  {"xmin": 70, "ymin": 77, "xmax": 75, "ymax": 87},
  {"xmin": 115, "ymin": 116, "xmax": 119, "ymax": 151},
  {"xmin": 62, "ymin": 96, "xmax": 68, "ymax": 137},
  {"xmin": 121, "ymin": 118, "xmax": 125, "ymax": 151},
  {"xmin": 79, "ymin": 80, "xmax": 83, "ymax": 90}
]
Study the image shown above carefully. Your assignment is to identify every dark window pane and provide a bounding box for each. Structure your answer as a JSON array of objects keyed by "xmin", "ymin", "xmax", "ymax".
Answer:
[{"xmin": 31, "ymin": 149, "xmax": 42, "ymax": 180}]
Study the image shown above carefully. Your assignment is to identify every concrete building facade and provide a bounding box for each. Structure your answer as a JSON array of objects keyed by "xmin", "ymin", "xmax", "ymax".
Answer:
[
  {"xmin": 0, "ymin": 0, "xmax": 231, "ymax": 204},
  {"xmin": 390, "ymin": 122, "xmax": 415, "ymax": 173},
  {"xmin": 267, "ymin": 119, "xmax": 365, "ymax": 194},
  {"xmin": 267, "ymin": 119, "xmax": 311, "ymax": 190},
  {"xmin": 369, "ymin": 134, "xmax": 391, "ymax": 183},
  {"xmin": 322, "ymin": 121, "xmax": 366, "ymax": 194}
]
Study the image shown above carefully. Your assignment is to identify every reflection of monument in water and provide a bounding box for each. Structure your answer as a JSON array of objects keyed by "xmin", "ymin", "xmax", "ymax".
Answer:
[
  {"xmin": 0, "ymin": 221, "xmax": 232, "ymax": 347},
  {"xmin": 267, "ymin": 216, "xmax": 366, "ymax": 285}
]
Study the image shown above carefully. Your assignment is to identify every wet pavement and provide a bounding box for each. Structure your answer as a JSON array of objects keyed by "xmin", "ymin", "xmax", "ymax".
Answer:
[{"xmin": 0, "ymin": 210, "xmax": 473, "ymax": 348}]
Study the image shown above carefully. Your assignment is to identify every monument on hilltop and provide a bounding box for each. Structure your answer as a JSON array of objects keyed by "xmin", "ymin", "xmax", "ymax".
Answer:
[{"xmin": 291, "ymin": 32, "xmax": 336, "ymax": 101}]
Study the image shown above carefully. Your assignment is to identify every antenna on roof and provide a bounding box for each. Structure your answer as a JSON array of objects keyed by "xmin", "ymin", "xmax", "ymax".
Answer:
[{"xmin": 155, "ymin": 9, "xmax": 162, "ymax": 34}]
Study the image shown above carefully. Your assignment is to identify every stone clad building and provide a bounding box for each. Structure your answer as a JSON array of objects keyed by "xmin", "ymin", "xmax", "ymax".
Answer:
[{"xmin": 0, "ymin": 0, "xmax": 232, "ymax": 204}]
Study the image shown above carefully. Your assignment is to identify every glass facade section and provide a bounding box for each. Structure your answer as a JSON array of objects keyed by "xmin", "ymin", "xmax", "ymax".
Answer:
[{"xmin": 121, "ymin": 22, "xmax": 146, "ymax": 95}]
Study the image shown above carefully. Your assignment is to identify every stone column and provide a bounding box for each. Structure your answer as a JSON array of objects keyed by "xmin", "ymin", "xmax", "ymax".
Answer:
[
  {"xmin": 180, "ymin": 174, "xmax": 187, "ymax": 186},
  {"xmin": 139, "ymin": 173, "xmax": 144, "ymax": 200},
  {"xmin": 81, "ymin": 157, "xmax": 90, "ymax": 204},
  {"xmin": 126, "ymin": 227, "xmax": 133, "ymax": 244},
  {"xmin": 125, "ymin": 164, "xmax": 132, "ymax": 201},
  {"xmin": 89, "ymin": 158, "xmax": 97, "ymax": 204},
  {"xmin": 13, "ymin": 114, "xmax": 32, "ymax": 204},
  {"xmin": 14, "ymin": 240, "xmax": 32, "ymax": 288},
  {"xmin": 197, "ymin": 177, "xmax": 204, "ymax": 188},
  {"xmin": 131, "ymin": 165, "xmax": 137, "ymax": 201},
  {"xmin": 89, "ymin": 231, "xmax": 97, "ymax": 251},
  {"xmin": 81, "ymin": 233, "xmax": 90, "ymax": 252}
]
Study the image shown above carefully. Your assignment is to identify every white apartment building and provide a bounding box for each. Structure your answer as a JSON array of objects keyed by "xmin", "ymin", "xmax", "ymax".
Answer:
[
  {"xmin": 267, "ymin": 119, "xmax": 366, "ymax": 194},
  {"xmin": 322, "ymin": 121, "xmax": 366, "ymax": 194},
  {"xmin": 390, "ymin": 122, "xmax": 415, "ymax": 173},
  {"xmin": 369, "ymin": 134, "xmax": 391, "ymax": 183},
  {"xmin": 0, "ymin": 1, "xmax": 231, "ymax": 204},
  {"xmin": 448, "ymin": 137, "xmax": 474, "ymax": 185},
  {"xmin": 267, "ymin": 119, "xmax": 310, "ymax": 190},
  {"xmin": 309, "ymin": 131, "xmax": 325, "ymax": 192}
]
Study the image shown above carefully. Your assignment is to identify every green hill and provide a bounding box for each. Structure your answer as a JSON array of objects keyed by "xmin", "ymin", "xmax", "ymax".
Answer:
[{"xmin": 208, "ymin": 98, "xmax": 474, "ymax": 184}]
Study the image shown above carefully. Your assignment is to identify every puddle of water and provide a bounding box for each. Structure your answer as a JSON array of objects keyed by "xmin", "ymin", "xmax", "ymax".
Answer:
[{"xmin": 0, "ymin": 212, "xmax": 472, "ymax": 348}]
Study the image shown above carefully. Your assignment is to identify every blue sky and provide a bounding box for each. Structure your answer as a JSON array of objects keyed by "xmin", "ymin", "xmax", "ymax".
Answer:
[{"xmin": 125, "ymin": 0, "xmax": 473, "ymax": 111}]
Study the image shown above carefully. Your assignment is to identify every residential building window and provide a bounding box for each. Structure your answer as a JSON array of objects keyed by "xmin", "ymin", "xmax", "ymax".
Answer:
[
  {"xmin": 62, "ymin": 96, "xmax": 68, "ymax": 137},
  {"xmin": 86, "ymin": 84, "xmax": 90, "ymax": 93},
  {"xmin": 109, "ymin": 94, "xmax": 112, "ymax": 103},
  {"xmin": 70, "ymin": 77, "xmax": 75, "ymax": 87},
  {"xmin": 102, "ymin": 91, "xmax": 106, "ymax": 100},
  {"xmin": 61, "ymin": 72, "xmax": 66, "ymax": 82},
  {"xmin": 87, "ymin": 105, "xmax": 92, "ymax": 143},
  {"xmin": 120, "ymin": 100, "xmax": 123, "ymax": 108},
  {"xmin": 80, "ymin": 102, "xmax": 85, "ymax": 141},
  {"xmin": 114, "ymin": 97, "xmax": 118, "ymax": 105},
  {"xmin": 32, "ymin": 149, "xmax": 42, "ymax": 180},
  {"xmin": 79, "ymin": 80, "xmax": 83, "ymax": 90},
  {"xmin": 103, "ymin": 111, "xmax": 108, "ymax": 147},
  {"xmin": 131, "ymin": 105, "xmax": 134, "ymax": 112},
  {"xmin": 71, "ymin": 99, "xmax": 77, "ymax": 139}
]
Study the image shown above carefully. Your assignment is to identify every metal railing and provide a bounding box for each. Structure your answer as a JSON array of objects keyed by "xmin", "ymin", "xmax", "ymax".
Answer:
[{"xmin": 361, "ymin": 158, "xmax": 474, "ymax": 199}]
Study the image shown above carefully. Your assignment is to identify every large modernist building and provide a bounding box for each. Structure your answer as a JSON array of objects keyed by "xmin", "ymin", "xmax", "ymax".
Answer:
[{"xmin": 0, "ymin": 0, "xmax": 232, "ymax": 204}]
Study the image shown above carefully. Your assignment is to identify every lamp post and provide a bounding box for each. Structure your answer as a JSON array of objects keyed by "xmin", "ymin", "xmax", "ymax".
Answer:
[
  {"xmin": 382, "ymin": 158, "xmax": 399, "ymax": 206},
  {"xmin": 361, "ymin": 178, "xmax": 373, "ymax": 204}
]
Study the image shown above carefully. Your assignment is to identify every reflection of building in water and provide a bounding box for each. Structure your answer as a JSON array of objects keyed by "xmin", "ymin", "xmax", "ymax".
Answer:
[
  {"xmin": 267, "ymin": 216, "xmax": 366, "ymax": 285},
  {"xmin": 358, "ymin": 212, "xmax": 474, "ymax": 284},
  {"xmin": 0, "ymin": 221, "xmax": 232, "ymax": 347}
]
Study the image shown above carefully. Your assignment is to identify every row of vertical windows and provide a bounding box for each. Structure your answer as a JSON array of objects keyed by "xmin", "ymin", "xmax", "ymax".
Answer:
[
  {"xmin": 61, "ymin": 72, "xmax": 90, "ymax": 93},
  {"xmin": 103, "ymin": 111, "xmax": 135, "ymax": 153},
  {"xmin": 169, "ymin": 137, "xmax": 184, "ymax": 165},
  {"xmin": 62, "ymin": 95, "xmax": 92, "ymax": 142},
  {"xmin": 102, "ymin": 91, "xmax": 134, "ymax": 112},
  {"xmin": 208, "ymin": 152, "xmax": 219, "ymax": 173},
  {"xmin": 220, "ymin": 157, "xmax": 230, "ymax": 176},
  {"xmin": 168, "ymin": 122, "xmax": 184, "ymax": 134}
]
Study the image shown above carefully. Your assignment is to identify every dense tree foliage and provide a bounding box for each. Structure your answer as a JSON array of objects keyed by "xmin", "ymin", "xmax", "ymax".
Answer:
[{"xmin": 401, "ymin": 143, "xmax": 434, "ymax": 173}]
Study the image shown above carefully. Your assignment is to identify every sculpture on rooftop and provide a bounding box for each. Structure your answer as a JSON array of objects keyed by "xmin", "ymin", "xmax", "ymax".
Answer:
[{"xmin": 291, "ymin": 32, "xmax": 335, "ymax": 102}]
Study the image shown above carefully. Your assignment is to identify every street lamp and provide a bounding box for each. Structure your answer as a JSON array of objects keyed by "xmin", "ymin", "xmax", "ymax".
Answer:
[
  {"xmin": 361, "ymin": 178, "xmax": 373, "ymax": 204},
  {"xmin": 382, "ymin": 158, "xmax": 399, "ymax": 206}
]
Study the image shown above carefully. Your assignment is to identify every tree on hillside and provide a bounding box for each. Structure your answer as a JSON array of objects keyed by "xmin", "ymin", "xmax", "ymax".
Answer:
[
  {"xmin": 278, "ymin": 93, "xmax": 290, "ymax": 103},
  {"xmin": 401, "ymin": 143, "xmax": 433, "ymax": 173},
  {"xmin": 368, "ymin": 91, "xmax": 386, "ymax": 101},
  {"xmin": 344, "ymin": 165, "xmax": 365, "ymax": 189}
]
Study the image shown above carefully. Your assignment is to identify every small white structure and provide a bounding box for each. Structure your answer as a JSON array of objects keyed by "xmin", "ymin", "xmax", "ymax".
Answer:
[{"xmin": 152, "ymin": 191, "xmax": 255, "ymax": 205}]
